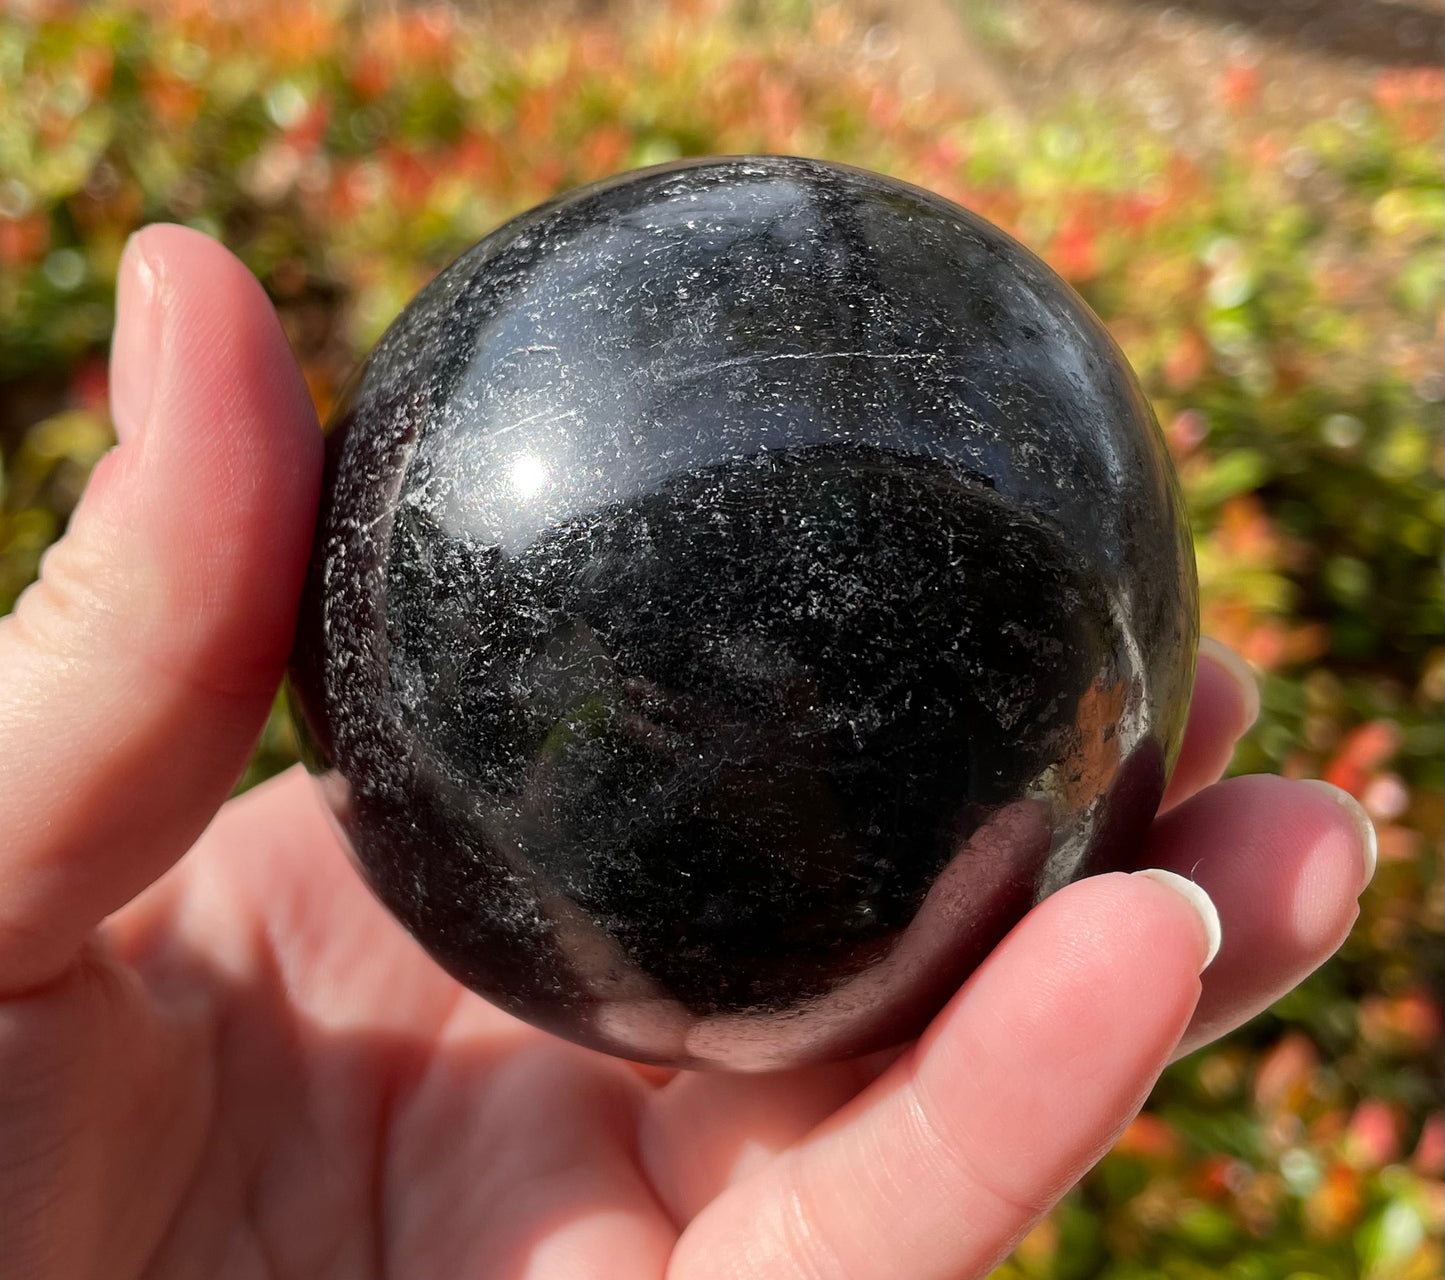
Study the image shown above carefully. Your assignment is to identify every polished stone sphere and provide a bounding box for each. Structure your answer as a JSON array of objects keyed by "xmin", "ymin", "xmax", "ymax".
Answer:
[{"xmin": 288, "ymin": 156, "xmax": 1198, "ymax": 1071}]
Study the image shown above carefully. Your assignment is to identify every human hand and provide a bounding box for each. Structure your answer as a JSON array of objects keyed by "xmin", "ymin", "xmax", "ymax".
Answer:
[{"xmin": 0, "ymin": 225, "xmax": 1376, "ymax": 1280}]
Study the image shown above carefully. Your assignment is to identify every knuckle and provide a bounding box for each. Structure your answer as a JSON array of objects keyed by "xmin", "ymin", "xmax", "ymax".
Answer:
[
  {"xmin": 904, "ymin": 1082, "xmax": 1054, "ymax": 1221},
  {"xmin": 6, "ymin": 527, "xmax": 136, "ymax": 664}
]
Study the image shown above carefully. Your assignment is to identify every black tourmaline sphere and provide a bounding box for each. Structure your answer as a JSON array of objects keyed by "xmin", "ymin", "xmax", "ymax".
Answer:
[{"xmin": 288, "ymin": 156, "xmax": 1198, "ymax": 1070}]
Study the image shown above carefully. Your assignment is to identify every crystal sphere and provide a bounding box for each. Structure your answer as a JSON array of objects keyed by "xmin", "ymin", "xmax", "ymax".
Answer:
[{"xmin": 288, "ymin": 156, "xmax": 1198, "ymax": 1071}]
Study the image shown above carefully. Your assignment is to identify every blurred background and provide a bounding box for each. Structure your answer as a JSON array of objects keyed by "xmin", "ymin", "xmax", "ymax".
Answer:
[{"xmin": 0, "ymin": 0, "xmax": 1440, "ymax": 1273}]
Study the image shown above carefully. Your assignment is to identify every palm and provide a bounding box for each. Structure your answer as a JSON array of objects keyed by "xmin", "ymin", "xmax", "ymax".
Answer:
[
  {"xmin": 41, "ymin": 769, "xmax": 871, "ymax": 1278},
  {"xmin": 1, "ymin": 226, "xmax": 1372, "ymax": 1280},
  {"xmin": 89, "ymin": 771, "xmax": 677, "ymax": 1278}
]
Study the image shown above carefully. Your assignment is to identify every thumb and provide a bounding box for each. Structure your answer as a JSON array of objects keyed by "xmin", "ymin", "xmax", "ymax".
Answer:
[{"xmin": 0, "ymin": 224, "xmax": 322, "ymax": 996}]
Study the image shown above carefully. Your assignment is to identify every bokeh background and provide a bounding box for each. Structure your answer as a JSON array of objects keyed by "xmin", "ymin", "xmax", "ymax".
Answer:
[{"xmin": 1, "ymin": 0, "xmax": 1441, "ymax": 1273}]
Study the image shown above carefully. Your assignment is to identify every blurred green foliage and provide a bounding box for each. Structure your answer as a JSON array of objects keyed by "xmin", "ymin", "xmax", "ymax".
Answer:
[{"xmin": 0, "ymin": 1, "xmax": 1440, "ymax": 1274}]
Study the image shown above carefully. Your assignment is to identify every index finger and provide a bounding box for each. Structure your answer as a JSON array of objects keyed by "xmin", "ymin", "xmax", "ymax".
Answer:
[{"xmin": 666, "ymin": 871, "xmax": 1217, "ymax": 1280}]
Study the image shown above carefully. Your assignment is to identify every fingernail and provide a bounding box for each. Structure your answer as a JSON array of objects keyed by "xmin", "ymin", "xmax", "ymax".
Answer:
[
  {"xmin": 1300, "ymin": 779, "xmax": 1378, "ymax": 888},
  {"xmin": 1198, "ymin": 636, "xmax": 1260, "ymax": 732},
  {"xmin": 1132, "ymin": 868, "xmax": 1222, "ymax": 971},
  {"xmin": 109, "ymin": 231, "xmax": 162, "ymax": 443}
]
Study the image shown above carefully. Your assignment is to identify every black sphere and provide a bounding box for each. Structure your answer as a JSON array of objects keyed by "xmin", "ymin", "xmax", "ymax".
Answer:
[{"xmin": 288, "ymin": 156, "xmax": 1198, "ymax": 1071}]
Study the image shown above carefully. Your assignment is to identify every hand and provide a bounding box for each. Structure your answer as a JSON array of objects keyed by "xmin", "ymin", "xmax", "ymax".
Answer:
[{"xmin": 0, "ymin": 226, "xmax": 1375, "ymax": 1280}]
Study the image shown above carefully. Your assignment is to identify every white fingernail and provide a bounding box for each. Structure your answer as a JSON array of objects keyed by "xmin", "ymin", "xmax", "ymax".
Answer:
[
  {"xmin": 1300, "ymin": 779, "xmax": 1378, "ymax": 888},
  {"xmin": 1198, "ymin": 636, "xmax": 1260, "ymax": 731},
  {"xmin": 1132, "ymin": 869, "xmax": 1222, "ymax": 970},
  {"xmin": 111, "ymin": 229, "xmax": 163, "ymax": 444}
]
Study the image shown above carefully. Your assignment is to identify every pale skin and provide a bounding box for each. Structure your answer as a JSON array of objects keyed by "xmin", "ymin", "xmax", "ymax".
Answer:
[{"xmin": 0, "ymin": 225, "xmax": 1376, "ymax": 1280}]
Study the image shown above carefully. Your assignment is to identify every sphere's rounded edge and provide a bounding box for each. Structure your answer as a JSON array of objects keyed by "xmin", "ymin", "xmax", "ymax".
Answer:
[
  {"xmin": 286, "ymin": 154, "xmax": 1203, "ymax": 1071},
  {"xmin": 1166, "ymin": 465, "xmax": 1203, "ymax": 775}
]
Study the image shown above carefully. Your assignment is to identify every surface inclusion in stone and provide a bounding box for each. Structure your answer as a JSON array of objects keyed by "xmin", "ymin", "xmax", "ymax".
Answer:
[{"xmin": 288, "ymin": 155, "xmax": 1198, "ymax": 1071}]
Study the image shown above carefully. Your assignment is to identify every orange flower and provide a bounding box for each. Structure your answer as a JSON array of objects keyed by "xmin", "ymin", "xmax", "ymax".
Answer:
[
  {"xmin": 1303, "ymin": 1160, "xmax": 1365, "ymax": 1238},
  {"xmin": 517, "ymin": 90, "xmax": 559, "ymax": 146},
  {"xmin": 73, "ymin": 47, "xmax": 113, "ymax": 98},
  {"xmin": 1217, "ymin": 494, "xmax": 1278, "ymax": 560},
  {"xmin": 580, "ymin": 126, "xmax": 630, "ymax": 180},
  {"xmin": 349, "ymin": 53, "xmax": 391, "ymax": 101},
  {"xmin": 1115, "ymin": 1112, "xmax": 1182, "ymax": 1162},
  {"xmin": 1358, "ymin": 989, "xmax": 1444, "ymax": 1055},
  {"xmin": 1219, "ymin": 62, "xmax": 1261, "ymax": 112},
  {"xmin": 142, "ymin": 70, "xmax": 204, "ymax": 129},
  {"xmin": 263, "ymin": 5, "xmax": 338, "ymax": 68}
]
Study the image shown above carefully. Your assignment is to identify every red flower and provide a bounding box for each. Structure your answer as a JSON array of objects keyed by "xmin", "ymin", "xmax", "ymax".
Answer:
[
  {"xmin": 0, "ymin": 215, "xmax": 50, "ymax": 267},
  {"xmin": 1253, "ymin": 1032, "xmax": 1318, "ymax": 1113},
  {"xmin": 1375, "ymin": 67, "xmax": 1445, "ymax": 113},
  {"xmin": 1413, "ymin": 1112, "xmax": 1445, "ymax": 1177},
  {"xmin": 1322, "ymin": 720, "xmax": 1401, "ymax": 797},
  {"xmin": 1343, "ymin": 1099, "xmax": 1402, "ymax": 1170},
  {"xmin": 68, "ymin": 357, "xmax": 109, "ymax": 414},
  {"xmin": 1051, "ymin": 209, "xmax": 1099, "ymax": 282}
]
